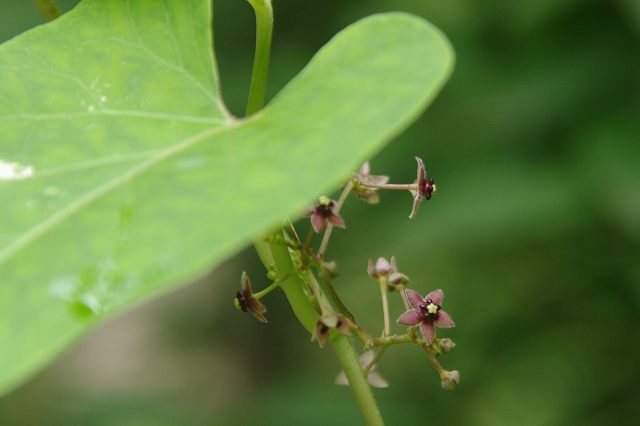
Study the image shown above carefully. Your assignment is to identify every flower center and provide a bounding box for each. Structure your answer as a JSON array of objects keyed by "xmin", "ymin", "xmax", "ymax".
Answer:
[
  {"xmin": 318, "ymin": 195, "xmax": 331, "ymax": 206},
  {"xmin": 418, "ymin": 298, "xmax": 440, "ymax": 320},
  {"xmin": 426, "ymin": 303, "xmax": 438, "ymax": 314}
]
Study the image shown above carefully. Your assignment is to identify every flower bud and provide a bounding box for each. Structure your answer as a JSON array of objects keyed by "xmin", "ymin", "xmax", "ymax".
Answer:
[
  {"xmin": 324, "ymin": 260, "xmax": 338, "ymax": 277},
  {"xmin": 368, "ymin": 257, "xmax": 393, "ymax": 280},
  {"xmin": 388, "ymin": 272, "xmax": 409, "ymax": 285},
  {"xmin": 374, "ymin": 257, "xmax": 392, "ymax": 276},
  {"xmin": 439, "ymin": 338, "xmax": 456, "ymax": 353},
  {"xmin": 440, "ymin": 370, "xmax": 460, "ymax": 390}
]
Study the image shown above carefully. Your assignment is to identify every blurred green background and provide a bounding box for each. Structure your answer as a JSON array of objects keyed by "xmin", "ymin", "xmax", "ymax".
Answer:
[{"xmin": 1, "ymin": 0, "xmax": 639, "ymax": 424}]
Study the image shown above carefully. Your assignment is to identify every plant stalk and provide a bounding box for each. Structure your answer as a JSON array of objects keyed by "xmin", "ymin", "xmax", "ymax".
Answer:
[
  {"xmin": 245, "ymin": 0, "xmax": 273, "ymax": 116},
  {"xmin": 243, "ymin": 3, "xmax": 383, "ymax": 423},
  {"xmin": 331, "ymin": 336, "xmax": 385, "ymax": 426}
]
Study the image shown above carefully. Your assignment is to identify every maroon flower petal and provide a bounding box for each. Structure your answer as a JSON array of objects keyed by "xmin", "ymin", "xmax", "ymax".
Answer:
[
  {"xmin": 409, "ymin": 192, "xmax": 422, "ymax": 219},
  {"xmin": 311, "ymin": 213, "xmax": 325, "ymax": 233},
  {"xmin": 396, "ymin": 309, "xmax": 421, "ymax": 326},
  {"xmin": 420, "ymin": 321, "xmax": 436, "ymax": 343},
  {"xmin": 425, "ymin": 288, "xmax": 444, "ymax": 305},
  {"xmin": 434, "ymin": 310, "xmax": 455, "ymax": 328},
  {"xmin": 327, "ymin": 213, "xmax": 346, "ymax": 229},
  {"xmin": 405, "ymin": 289, "xmax": 424, "ymax": 310},
  {"xmin": 415, "ymin": 157, "xmax": 426, "ymax": 187}
]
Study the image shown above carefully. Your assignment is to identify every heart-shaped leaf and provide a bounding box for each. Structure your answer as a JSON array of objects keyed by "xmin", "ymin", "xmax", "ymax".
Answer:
[{"xmin": 0, "ymin": 0, "xmax": 453, "ymax": 393}]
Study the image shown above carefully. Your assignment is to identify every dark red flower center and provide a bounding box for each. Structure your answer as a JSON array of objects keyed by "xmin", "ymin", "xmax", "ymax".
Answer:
[
  {"xmin": 420, "ymin": 178, "xmax": 436, "ymax": 200},
  {"xmin": 418, "ymin": 298, "xmax": 441, "ymax": 322},
  {"xmin": 315, "ymin": 204, "xmax": 334, "ymax": 217}
]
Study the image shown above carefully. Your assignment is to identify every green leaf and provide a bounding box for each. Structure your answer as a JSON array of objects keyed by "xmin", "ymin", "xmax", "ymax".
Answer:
[{"xmin": 0, "ymin": 0, "xmax": 453, "ymax": 393}]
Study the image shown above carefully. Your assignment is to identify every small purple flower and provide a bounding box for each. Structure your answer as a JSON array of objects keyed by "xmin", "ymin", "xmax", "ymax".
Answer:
[
  {"xmin": 409, "ymin": 157, "xmax": 437, "ymax": 219},
  {"xmin": 353, "ymin": 162, "xmax": 389, "ymax": 204},
  {"xmin": 234, "ymin": 272, "xmax": 267, "ymax": 323},
  {"xmin": 396, "ymin": 288, "xmax": 454, "ymax": 343},
  {"xmin": 306, "ymin": 196, "xmax": 346, "ymax": 233}
]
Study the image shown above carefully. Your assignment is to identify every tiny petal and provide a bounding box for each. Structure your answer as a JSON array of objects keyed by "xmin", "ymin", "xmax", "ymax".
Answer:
[
  {"xmin": 368, "ymin": 175, "xmax": 389, "ymax": 185},
  {"xmin": 311, "ymin": 213, "xmax": 325, "ymax": 233},
  {"xmin": 415, "ymin": 156, "xmax": 426, "ymax": 187},
  {"xmin": 327, "ymin": 213, "xmax": 346, "ymax": 228},
  {"xmin": 397, "ymin": 309, "xmax": 421, "ymax": 326},
  {"xmin": 409, "ymin": 192, "xmax": 422, "ymax": 219},
  {"xmin": 374, "ymin": 257, "xmax": 391, "ymax": 276},
  {"xmin": 367, "ymin": 259, "xmax": 376, "ymax": 279},
  {"xmin": 388, "ymin": 272, "xmax": 409, "ymax": 285},
  {"xmin": 311, "ymin": 320, "xmax": 330, "ymax": 348},
  {"xmin": 389, "ymin": 256, "xmax": 398, "ymax": 273},
  {"xmin": 425, "ymin": 288, "xmax": 444, "ymax": 305},
  {"xmin": 241, "ymin": 271, "xmax": 252, "ymax": 293},
  {"xmin": 335, "ymin": 316, "xmax": 351, "ymax": 335},
  {"xmin": 439, "ymin": 338, "xmax": 456, "ymax": 352},
  {"xmin": 363, "ymin": 192, "xmax": 380, "ymax": 205},
  {"xmin": 404, "ymin": 288, "xmax": 424, "ymax": 310},
  {"xmin": 434, "ymin": 310, "xmax": 455, "ymax": 328},
  {"xmin": 359, "ymin": 161, "xmax": 371, "ymax": 177},
  {"xmin": 367, "ymin": 370, "xmax": 389, "ymax": 388},
  {"xmin": 335, "ymin": 370, "xmax": 348, "ymax": 386},
  {"xmin": 420, "ymin": 322, "xmax": 436, "ymax": 343}
]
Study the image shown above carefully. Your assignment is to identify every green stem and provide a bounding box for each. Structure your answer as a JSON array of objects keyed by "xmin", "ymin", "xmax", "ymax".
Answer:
[
  {"xmin": 268, "ymin": 235, "xmax": 317, "ymax": 332},
  {"xmin": 320, "ymin": 272, "xmax": 355, "ymax": 321},
  {"xmin": 268, "ymin": 234, "xmax": 384, "ymax": 425},
  {"xmin": 242, "ymin": 4, "xmax": 382, "ymax": 422},
  {"xmin": 32, "ymin": 0, "xmax": 61, "ymax": 21},
  {"xmin": 245, "ymin": 0, "xmax": 273, "ymax": 116},
  {"xmin": 253, "ymin": 279, "xmax": 281, "ymax": 299},
  {"xmin": 331, "ymin": 336, "xmax": 385, "ymax": 426}
]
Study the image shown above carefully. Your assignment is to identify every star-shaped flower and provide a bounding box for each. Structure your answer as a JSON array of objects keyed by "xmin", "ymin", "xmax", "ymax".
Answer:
[
  {"xmin": 409, "ymin": 157, "xmax": 436, "ymax": 219},
  {"xmin": 306, "ymin": 196, "xmax": 346, "ymax": 233},
  {"xmin": 353, "ymin": 162, "xmax": 389, "ymax": 204},
  {"xmin": 396, "ymin": 288, "xmax": 454, "ymax": 343},
  {"xmin": 234, "ymin": 272, "xmax": 267, "ymax": 323}
]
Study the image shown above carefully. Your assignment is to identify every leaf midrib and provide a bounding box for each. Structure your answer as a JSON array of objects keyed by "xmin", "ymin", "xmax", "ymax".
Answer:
[{"xmin": 0, "ymin": 115, "xmax": 245, "ymax": 267}]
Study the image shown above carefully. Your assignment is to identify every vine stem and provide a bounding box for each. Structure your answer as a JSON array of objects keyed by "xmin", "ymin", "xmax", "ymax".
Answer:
[
  {"xmin": 269, "ymin": 235, "xmax": 384, "ymax": 426},
  {"xmin": 32, "ymin": 0, "xmax": 61, "ymax": 21},
  {"xmin": 245, "ymin": 0, "xmax": 273, "ymax": 116},
  {"xmin": 243, "ymin": 2, "xmax": 383, "ymax": 423}
]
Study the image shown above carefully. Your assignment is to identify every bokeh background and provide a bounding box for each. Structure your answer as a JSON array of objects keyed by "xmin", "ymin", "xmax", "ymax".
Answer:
[{"xmin": 1, "ymin": 0, "xmax": 639, "ymax": 424}]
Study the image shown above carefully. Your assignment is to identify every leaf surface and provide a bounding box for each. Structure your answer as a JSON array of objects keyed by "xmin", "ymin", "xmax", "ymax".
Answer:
[{"xmin": 0, "ymin": 0, "xmax": 453, "ymax": 393}]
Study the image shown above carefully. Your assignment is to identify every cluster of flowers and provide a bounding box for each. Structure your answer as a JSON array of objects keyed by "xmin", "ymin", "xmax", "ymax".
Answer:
[{"xmin": 234, "ymin": 157, "xmax": 459, "ymax": 390}]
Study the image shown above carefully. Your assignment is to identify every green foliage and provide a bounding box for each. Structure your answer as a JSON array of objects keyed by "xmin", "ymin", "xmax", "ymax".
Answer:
[{"xmin": 0, "ymin": 0, "xmax": 453, "ymax": 394}]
